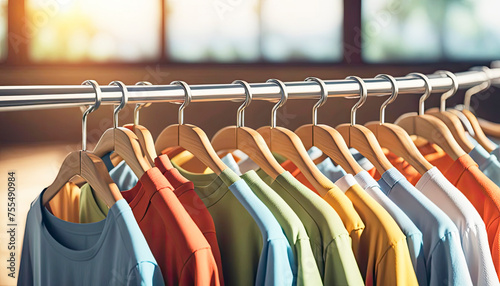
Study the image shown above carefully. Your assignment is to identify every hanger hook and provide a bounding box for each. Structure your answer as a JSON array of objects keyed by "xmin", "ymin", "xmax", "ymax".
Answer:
[
  {"xmin": 345, "ymin": 76, "xmax": 367, "ymax": 126},
  {"xmin": 266, "ymin": 79, "xmax": 288, "ymax": 128},
  {"xmin": 406, "ymin": 72, "xmax": 432, "ymax": 116},
  {"xmin": 109, "ymin": 81, "xmax": 129, "ymax": 128},
  {"xmin": 232, "ymin": 80, "xmax": 253, "ymax": 128},
  {"xmin": 464, "ymin": 66, "xmax": 492, "ymax": 110},
  {"xmin": 170, "ymin": 80, "xmax": 192, "ymax": 125},
  {"xmin": 81, "ymin": 80, "xmax": 102, "ymax": 151},
  {"xmin": 134, "ymin": 81, "xmax": 152, "ymax": 126},
  {"xmin": 305, "ymin": 77, "xmax": 328, "ymax": 126},
  {"xmin": 375, "ymin": 74, "xmax": 399, "ymax": 124},
  {"xmin": 434, "ymin": 70, "xmax": 458, "ymax": 112}
]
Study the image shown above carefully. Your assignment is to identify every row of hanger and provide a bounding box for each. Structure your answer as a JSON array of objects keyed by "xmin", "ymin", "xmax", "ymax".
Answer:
[{"xmin": 42, "ymin": 66, "xmax": 498, "ymax": 206}]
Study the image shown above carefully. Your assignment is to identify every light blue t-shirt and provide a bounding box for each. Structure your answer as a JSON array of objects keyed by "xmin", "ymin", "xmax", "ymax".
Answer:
[
  {"xmin": 469, "ymin": 144, "xmax": 500, "ymax": 188},
  {"xmin": 354, "ymin": 170, "xmax": 427, "ymax": 285},
  {"xmin": 102, "ymin": 153, "xmax": 139, "ymax": 191},
  {"xmin": 19, "ymin": 191, "xmax": 164, "ymax": 285},
  {"xmin": 228, "ymin": 178, "xmax": 295, "ymax": 286},
  {"xmin": 377, "ymin": 168, "xmax": 473, "ymax": 286}
]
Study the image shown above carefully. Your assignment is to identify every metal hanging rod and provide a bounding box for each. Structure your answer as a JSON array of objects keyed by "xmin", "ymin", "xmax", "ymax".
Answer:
[{"xmin": 0, "ymin": 68, "xmax": 499, "ymax": 112}]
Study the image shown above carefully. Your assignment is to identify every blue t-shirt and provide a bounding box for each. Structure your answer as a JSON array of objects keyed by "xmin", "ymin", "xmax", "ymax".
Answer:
[
  {"xmin": 377, "ymin": 168, "xmax": 473, "ymax": 286},
  {"xmin": 19, "ymin": 191, "xmax": 164, "ymax": 285},
  {"xmin": 469, "ymin": 144, "xmax": 500, "ymax": 188}
]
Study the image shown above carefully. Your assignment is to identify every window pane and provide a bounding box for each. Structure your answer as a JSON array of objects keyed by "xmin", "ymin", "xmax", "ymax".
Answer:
[
  {"xmin": 166, "ymin": 0, "xmax": 260, "ymax": 62},
  {"xmin": 261, "ymin": 0, "xmax": 343, "ymax": 62},
  {"xmin": 0, "ymin": 0, "xmax": 6, "ymax": 61},
  {"xmin": 166, "ymin": 0, "xmax": 343, "ymax": 62},
  {"xmin": 362, "ymin": 0, "xmax": 500, "ymax": 62},
  {"xmin": 27, "ymin": 0, "xmax": 160, "ymax": 62}
]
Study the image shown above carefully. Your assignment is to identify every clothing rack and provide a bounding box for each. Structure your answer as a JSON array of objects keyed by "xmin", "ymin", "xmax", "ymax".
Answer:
[{"xmin": 1, "ymin": 68, "xmax": 500, "ymax": 112}]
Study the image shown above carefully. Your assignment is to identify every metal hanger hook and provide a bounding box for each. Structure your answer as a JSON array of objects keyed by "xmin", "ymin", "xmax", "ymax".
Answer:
[
  {"xmin": 232, "ymin": 80, "xmax": 253, "ymax": 128},
  {"xmin": 375, "ymin": 74, "xmax": 399, "ymax": 124},
  {"xmin": 464, "ymin": 66, "xmax": 492, "ymax": 110},
  {"xmin": 434, "ymin": 70, "xmax": 458, "ymax": 112},
  {"xmin": 345, "ymin": 76, "xmax": 367, "ymax": 126},
  {"xmin": 109, "ymin": 81, "xmax": 129, "ymax": 128},
  {"xmin": 266, "ymin": 79, "xmax": 288, "ymax": 128},
  {"xmin": 170, "ymin": 80, "xmax": 192, "ymax": 125},
  {"xmin": 406, "ymin": 72, "xmax": 432, "ymax": 116},
  {"xmin": 305, "ymin": 77, "xmax": 328, "ymax": 126},
  {"xmin": 81, "ymin": 80, "xmax": 102, "ymax": 151},
  {"xmin": 134, "ymin": 81, "xmax": 152, "ymax": 126}
]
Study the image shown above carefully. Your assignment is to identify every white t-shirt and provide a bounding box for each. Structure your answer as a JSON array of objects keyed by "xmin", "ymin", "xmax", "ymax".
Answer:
[{"xmin": 415, "ymin": 167, "xmax": 499, "ymax": 286}]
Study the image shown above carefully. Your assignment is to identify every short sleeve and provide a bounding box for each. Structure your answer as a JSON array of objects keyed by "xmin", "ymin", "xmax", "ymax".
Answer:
[
  {"xmin": 427, "ymin": 232, "xmax": 473, "ymax": 286},
  {"xmin": 376, "ymin": 238, "xmax": 418, "ymax": 286},
  {"xmin": 127, "ymin": 261, "xmax": 165, "ymax": 286},
  {"xmin": 179, "ymin": 248, "xmax": 221, "ymax": 286},
  {"xmin": 324, "ymin": 234, "xmax": 364, "ymax": 285}
]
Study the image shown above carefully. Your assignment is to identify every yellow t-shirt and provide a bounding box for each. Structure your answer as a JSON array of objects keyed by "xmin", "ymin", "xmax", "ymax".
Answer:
[
  {"xmin": 326, "ymin": 174, "xmax": 418, "ymax": 286},
  {"xmin": 47, "ymin": 182, "xmax": 81, "ymax": 223}
]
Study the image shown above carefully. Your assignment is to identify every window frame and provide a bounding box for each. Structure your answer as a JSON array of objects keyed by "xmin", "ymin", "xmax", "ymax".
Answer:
[{"xmin": 1, "ymin": 0, "xmax": 497, "ymax": 67}]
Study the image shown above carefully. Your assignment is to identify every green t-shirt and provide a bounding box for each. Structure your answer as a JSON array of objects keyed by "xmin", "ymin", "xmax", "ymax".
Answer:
[
  {"xmin": 257, "ymin": 170, "xmax": 364, "ymax": 285},
  {"xmin": 241, "ymin": 170, "xmax": 323, "ymax": 286},
  {"xmin": 175, "ymin": 165, "xmax": 296, "ymax": 286},
  {"xmin": 79, "ymin": 184, "xmax": 108, "ymax": 223}
]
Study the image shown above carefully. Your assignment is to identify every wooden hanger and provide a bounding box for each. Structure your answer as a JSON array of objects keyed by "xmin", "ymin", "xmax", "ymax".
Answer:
[
  {"xmin": 364, "ymin": 74, "xmax": 433, "ymax": 175},
  {"xmin": 211, "ymin": 80, "xmax": 284, "ymax": 179},
  {"xmin": 295, "ymin": 77, "xmax": 364, "ymax": 175},
  {"xmin": 44, "ymin": 80, "xmax": 122, "ymax": 207},
  {"xmin": 478, "ymin": 118, "xmax": 500, "ymax": 139},
  {"xmin": 425, "ymin": 70, "xmax": 475, "ymax": 153},
  {"xmin": 92, "ymin": 81, "xmax": 152, "ymax": 178},
  {"xmin": 335, "ymin": 76, "xmax": 394, "ymax": 175},
  {"xmin": 458, "ymin": 67, "xmax": 497, "ymax": 152},
  {"xmin": 256, "ymin": 79, "xmax": 336, "ymax": 196},
  {"xmin": 395, "ymin": 73, "xmax": 466, "ymax": 160},
  {"xmin": 122, "ymin": 81, "xmax": 157, "ymax": 166},
  {"xmin": 154, "ymin": 81, "xmax": 227, "ymax": 175}
]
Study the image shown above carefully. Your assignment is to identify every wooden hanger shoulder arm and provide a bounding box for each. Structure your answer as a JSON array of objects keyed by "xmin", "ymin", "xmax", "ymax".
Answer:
[{"xmin": 461, "ymin": 109, "xmax": 497, "ymax": 152}]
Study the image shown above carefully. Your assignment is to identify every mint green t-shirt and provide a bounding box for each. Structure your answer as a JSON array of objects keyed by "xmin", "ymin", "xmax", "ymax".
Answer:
[
  {"xmin": 240, "ymin": 170, "xmax": 323, "ymax": 286},
  {"xmin": 257, "ymin": 170, "xmax": 364, "ymax": 285}
]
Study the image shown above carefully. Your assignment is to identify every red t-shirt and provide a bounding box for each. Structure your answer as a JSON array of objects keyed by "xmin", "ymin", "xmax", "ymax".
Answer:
[
  {"xmin": 121, "ymin": 167, "xmax": 220, "ymax": 286},
  {"xmin": 154, "ymin": 155, "xmax": 224, "ymax": 285}
]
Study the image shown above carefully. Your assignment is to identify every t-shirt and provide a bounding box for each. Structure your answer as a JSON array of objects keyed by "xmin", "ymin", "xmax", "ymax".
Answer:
[
  {"xmin": 47, "ymin": 182, "xmax": 80, "ymax": 223},
  {"xmin": 354, "ymin": 170, "xmax": 427, "ymax": 285},
  {"xmin": 378, "ymin": 168, "xmax": 473, "ymax": 286},
  {"xmin": 443, "ymin": 155, "xmax": 500, "ymax": 280},
  {"xmin": 334, "ymin": 174, "xmax": 418, "ymax": 286},
  {"xmin": 80, "ymin": 168, "xmax": 220, "ymax": 286},
  {"xmin": 221, "ymin": 154, "xmax": 323, "ymax": 285},
  {"xmin": 415, "ymin": 167, "xmax": 499, "ymax": 286},
  {"xmin": 279, "ymin": 160, "xmax": 366, "ymax": 254},
  {"xmin": 97, "ymin": 153, "xmax": 225, "ymax": 284},
  {"xmin": 173, "ymin": 164, "xmax": 294, "ymax": 286},
  {"xmin": 387, "ymin": 143, "xmax": 500, "ymax": 279},
  {"xmin": 470, "ymin": 144, "xmax": 500, "ymax": 188},
  {"xmin": 19, "ymin": 191, "xmax": 164, "ymax": 285},
  {"xmin": 256, "ymin": 170, "xmax": 364, "ymax": 285}
]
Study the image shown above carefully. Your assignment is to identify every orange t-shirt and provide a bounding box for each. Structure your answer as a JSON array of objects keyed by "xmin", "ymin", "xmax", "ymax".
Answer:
[
  {"xmin": 154, "ymin": 154, "xmax": 224, "ymax": 285},
  {"xmin": 442, "ymin": 155, "xmax": 500, "ymax": 277},
  {"xmin": 121, "ymin": 167, "xmax": 220, "ymax": 286}
]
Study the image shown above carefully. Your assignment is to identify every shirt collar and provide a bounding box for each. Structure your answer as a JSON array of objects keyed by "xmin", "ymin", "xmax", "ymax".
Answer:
[
  {"xmin": 444, "ymin": 154, "xmax": 478, "ymax": 185},
  {"xmin": 469, "ymin": 144, "xmax": 491, "ymax": 169},
  {"xmin": 354, "ymin": 170, "xmax": 380, "ymax": 190},
  {"xmin": 379, "ymin": 167, "xmax": 407, "ymax": 190},
  {"xmin": 335, "ymin": 174, "xmax": 358, "ymax": 193}
]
